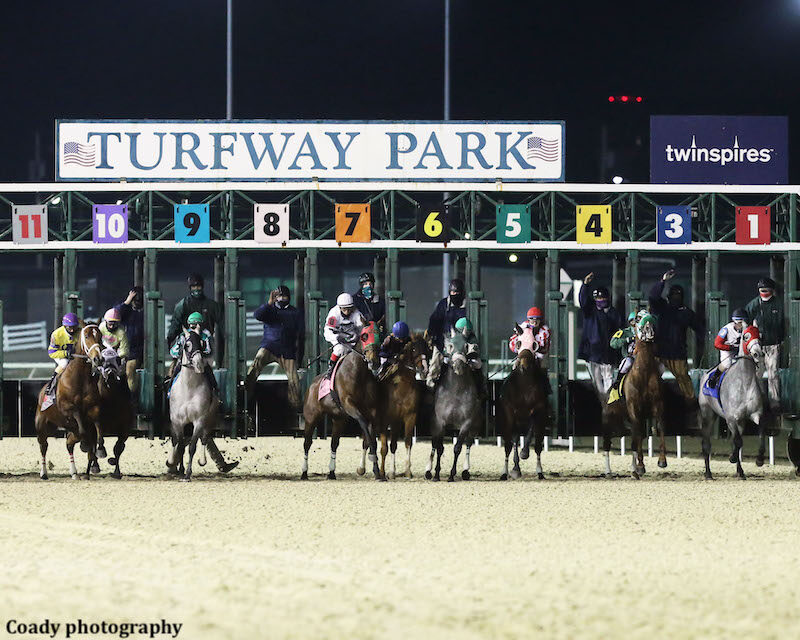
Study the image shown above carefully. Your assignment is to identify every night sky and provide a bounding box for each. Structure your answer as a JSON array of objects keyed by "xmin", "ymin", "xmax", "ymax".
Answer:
[{"xmin": 1, "ymin": 1, "xmax": 797, "ymax": 183}]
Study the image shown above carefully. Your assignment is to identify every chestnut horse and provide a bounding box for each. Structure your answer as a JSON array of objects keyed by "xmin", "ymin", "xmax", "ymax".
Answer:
[
  {"xmin": 496, "ymin": 342, "xmax": 551, "ymax": 481},
  {"xmin": 602, "ymin": 316, "xmax": 666, "ymax": 479},
  {"xmin": 35, "ymin": 324, "xmax": 126, "ymax": 479},
  {"xmin": 374, "ymin": 333, "xmax": 429, "ymax": 479},
  {"xmin": 301, "ymin": 327, "xmax": 383, "ymax": 480}
]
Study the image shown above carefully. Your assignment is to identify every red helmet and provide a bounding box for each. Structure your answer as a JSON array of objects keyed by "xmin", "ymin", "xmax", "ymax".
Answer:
[{"xmin": 526, "ymin": 306, "xmax": 543, "ymax": 319}]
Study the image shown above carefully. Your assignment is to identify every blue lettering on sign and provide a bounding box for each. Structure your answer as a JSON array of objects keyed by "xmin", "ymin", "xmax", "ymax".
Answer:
[
  {"xmin": 127, "ymin": 132, "xmax": 166, "ymax": 170},
  {"xmin": 324, "ymin": 132, "xmax": 360, "ymax": 170},
  {"xmin": 287, "ymin": 132, "xmax": 325, "ymax": 170},
  {"xmin": 496, "ymin": 132, "xmax": 536, "ymax": 170},
  {"xmin": 87, "ymin": 132, "xmax": 121, "ymax": 169},
  {"xmin": 210, "ymin": 132, "xmax": 238, "ymax": 170},
  {"xmin": 172, "ymin": 132, "xmax": 207, "ymax": 170},
  {"xmin": 241, "ymin": 132, "xmax": 293, "ymax": 170},
  {"xmin": 385, "ymin": 132, "xmax": 417, "ymax": 169},
  {"xmin": 413, "ymin": 132, "xmax": 453, "ymax": 170},
  {"xmin": 455, "ymin": 132, "xmax": 491, "ymax": 170}
]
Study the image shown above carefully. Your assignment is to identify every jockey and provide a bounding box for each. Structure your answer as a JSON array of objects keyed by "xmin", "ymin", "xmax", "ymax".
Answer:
[
  {"xmin": 98, "ymin": 307, "xmax": 130, "ymax": 361},
  {"xmin": 707, "ymin": 308, "xmax": 749, "ymax": 388},
  {"xmin": 607, "ymin": 311, "xmax": 640, "ymax": 401},
  {"xmin": 168, "ymin": 311, "xmax": 218, "ymax": 395},
  {"xmin": 509, "ymin": 306, "xmax": 551, "ymax": 366},
  {"xmin": 44, "ymin": 312, "xmax": 80, "ymax": 400},
  {"xmin": 379, "ymin": 321, "xmax": 411, "ymax": 363},
  {"xmin": 323, "ymin": 292, "xmax": 366, "ymax": 379},
  {"xmin": 427, "ymin": 317, "xmax": 483, "ymax": 390}
]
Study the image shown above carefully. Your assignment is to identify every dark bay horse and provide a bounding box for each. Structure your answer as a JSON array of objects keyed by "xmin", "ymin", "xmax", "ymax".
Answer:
[
  {"xmin": 35, "ymin": 324, "xmax": 111, "ymax": 479},
  {"xmin": 496, "ymin": 348, "xmax": 551, "ymax": 480},
  {"xmin": 376, "ymin": 333, "xmax": 429, "ymax": 479},
  {"xmin": 302, "ymin": 328, "xmax": 383, "ymax": 480},
  {"xmin": 602, "ymin": 317, "xmax": 666, "ymax": 479},
  {"xmin": 427, "ymin": 350, "xmax": 483, "ymax": 482}
]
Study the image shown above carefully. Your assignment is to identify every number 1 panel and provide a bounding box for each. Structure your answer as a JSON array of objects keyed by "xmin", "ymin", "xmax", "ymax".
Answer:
[{"xmin": 254, "ymin": 204, "xmax": 290, "ymax": 244}]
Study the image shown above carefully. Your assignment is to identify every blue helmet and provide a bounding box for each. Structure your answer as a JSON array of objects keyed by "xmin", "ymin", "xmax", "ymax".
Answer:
[{"xmin": 392, "ymin": 321, "xmax": 409, "ymax": 339}]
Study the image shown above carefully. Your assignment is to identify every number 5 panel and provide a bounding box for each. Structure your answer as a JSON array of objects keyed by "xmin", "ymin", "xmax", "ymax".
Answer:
[
  {"xmin": 254, "ymin": 204, "xmax": 290, "ymax": 244},
  {"xmin": 496, "ymin": 205, "xmax": 531, "ymax": 243}
]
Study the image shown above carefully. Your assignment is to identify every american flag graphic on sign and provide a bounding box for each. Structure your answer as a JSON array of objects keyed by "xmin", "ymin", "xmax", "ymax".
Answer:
[
  {"xmin": 526, "ymin": 136, "xmax": 559, "ymax": 162},
  {"xmin": 63, "ymin": 141, "xmax": 96, "ymax": 167}
]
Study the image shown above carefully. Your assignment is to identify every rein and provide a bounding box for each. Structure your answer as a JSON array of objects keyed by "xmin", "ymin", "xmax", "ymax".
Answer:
[{"xmin": 80, "ymin": 325, "xmax": 102, "ymax": 360}]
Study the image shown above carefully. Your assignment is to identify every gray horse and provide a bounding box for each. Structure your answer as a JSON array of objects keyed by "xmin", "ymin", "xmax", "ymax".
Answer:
[
  {"xmin": 426, "ymin": 350, "xmax": 483, "ymax": 482},
  {"xmin": 698, "ymin": 326, "xmax": 765, "ymax": 479},
  {"xmin": 166, "ymin": 331, "xmax": 218, "ymax": 481}
]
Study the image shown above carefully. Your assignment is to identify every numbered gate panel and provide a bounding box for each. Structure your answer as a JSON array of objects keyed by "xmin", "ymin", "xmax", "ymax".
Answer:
[
  {"xmin": 496, "ymin": 204, "xmax": 531, "ymax": 243},
  {"xmin": 576, "ymin": 205, "xmax": 611, "ymax": 244},
  {"xmin": 416, "ymin": 208, "xmax": 451, "ymax": 243},
  {"xmin": 656, "ymin": 205, "xmax": 691, "ymax": 244},
  {"xmin": 12, "ymin": 205, "xmax": 47, "ymax": 244},
  {"xmin": 174, "ymin": 204, "xmax": 210, "ymax": 243},
  {"xmin": 93, "ymin": 204, "xmax": 128, "ymax": 244},
  {"xmin": 735, "ymin": 206, "xmax": 770, "ymax": 245},
  {"xmin": 254, "ymin": 204, "xmax": 290, "ymax": 244},
  {"xmin": 335, "ymin": 204, "xmax": 371, "ymax": 243}
]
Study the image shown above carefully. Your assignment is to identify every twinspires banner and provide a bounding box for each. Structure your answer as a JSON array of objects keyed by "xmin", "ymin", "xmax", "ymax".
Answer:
[
  {"xmin": 56, "ymin": 120, "xmax": 565, "ymax": 182},
  {"xmin": 650, "ymin": 115, "xmax": 788, "ymax": 184}
]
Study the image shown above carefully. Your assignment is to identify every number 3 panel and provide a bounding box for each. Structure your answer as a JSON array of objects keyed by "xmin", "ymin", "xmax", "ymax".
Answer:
[
  {"xmin": 254, "ymin": 204, "xmax": 290, "ymax": 244},
  {"xmin": 174, "ymin": 204, "xmax": 210, "ymax": 243},
  {"xmin": 656, "ymin": 206, "xmax": 691, "ymax": 244},
  {"xmin": 576, "ymin": 205, "xmax": 611, "ymax": 244}
]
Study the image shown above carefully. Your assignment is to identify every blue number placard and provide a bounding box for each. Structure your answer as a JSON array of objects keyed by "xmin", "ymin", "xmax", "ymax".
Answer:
[
  {"xmin": 656, "ymin": 206, "xmax": 692, "ymax": 244},
  {"xmin": 175, "ymin": 204, "xmax": 210, "ymax": 243}
]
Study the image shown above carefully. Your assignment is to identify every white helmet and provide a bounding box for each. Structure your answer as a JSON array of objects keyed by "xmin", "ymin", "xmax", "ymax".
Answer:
[{"xmin": 337, "ymin": 293, "xmax": 354, "ymax": 308}]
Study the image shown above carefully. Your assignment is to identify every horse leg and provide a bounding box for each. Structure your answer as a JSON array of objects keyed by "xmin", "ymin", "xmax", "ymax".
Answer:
[
  {"xmin": 510, "ymin": 441, "xmax": 522, "ymax": 480},
  {"xmin": 403, "ymin": 414, "xmax": 414, "ymax": 478},
  {"xmin": 328, "ymin": 420, "xmax": 344, "ymax": 480},
  {"xmin": 380, "ymin": 431, "xmax": 389, "ymax": 480},
  {"xmin": 754, "ymin": 413, "xmax": 766, "ymax": 467},
  {"xmin": 109, "ymin": 436, "xmax": 126, "ymax": 479},
  {"xmin": 602, "ymin": 429, "xmax": 613, "ymax": 479},
  {"xmin": 183, "ymin": 426, "xmax": 202, "ymax": 481},
  {"xmin": 448, "ymin": 432, "xmax": 464, "ymax": 482},
  {"xmin": 462, "ymin": 443, "xmax": 472, "ymax": 480},
  {"xmin": 433, "ymin": 437, "xmax": 444, "ymax": 482},
  {"xmin": 36, "ymin": 415, "xmax": 49, "ymax": 480},
  {"xmin": 301, "ymin": 424, "xmax": 314, "ymax": 481},
  {"xmin": 389, "ymin": 428, "xmax": 398, "ymax": 479},
  {"xmin": 166, "ymin": 430, "xmax": 183, "ymax": 476},
  {"xmin": 730, "ymin": 423, "xmax": 745, "ymax": 479},
  {"xmin": 534, "ymin": 421, "xmax": 545, "ymax": 480},
  {"xmin": 425, "ymin": 443, "xmax": 435, "ymax": 480},
  {"xmin": 699, "ymin": 403, "xmax": 714, "ymax": 480},
  {"xmin": 95, "ymin": 424, "xmax": 107, "ymax": 459},
  {"xmin": 66, "ymin": 432, "xmax": 79, "ymax": 479},
  {"xmin": 500, "ymin": 438, "xmax": 512, "ymax": 481},
  {"xmin": 656, "ymin": 418, "xmax": 667, "ymax": 470},
  {"xmin": 356, "ymin": 436, "xmax": 367, "ymax": 476}
]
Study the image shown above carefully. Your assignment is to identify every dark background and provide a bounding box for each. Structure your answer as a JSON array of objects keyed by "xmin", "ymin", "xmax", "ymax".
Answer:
[{"xmin": 1, "ymin": 1, "xmax": 798, "ymax": 183}]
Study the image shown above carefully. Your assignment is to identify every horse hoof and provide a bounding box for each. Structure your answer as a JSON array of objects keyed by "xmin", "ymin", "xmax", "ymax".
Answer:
[
  {"xmin": 375, "ymin": 474, "xmax": 387, "ymax": 482},
  {"xmin": 405, "ymin": 471, "xmax": 413, "ymax": 479},
  {"xmin": 704, "ymin": 473, "xmax": 714, "ymax": 481},
  {"xmin": 729, "ymin": 453, "xmax": 739, "ymax": 464},
  {"xmin": 447, "ymin": 475, "xmax": 455, "ymax": 482},
  {"xmin": 300, "ymin": 471, "xmax": 308, "ymax": 480},
  {"xmin": 462, "ymin": 470, "xmax": 471, "ymax": 481},
  {"xmin": 166, "ymin": 467, "xmax": 180, "ymax": 476},
  {"xmin": 40, "ymin": 474, "xmax": 48, "ymax": 481},
  {"xmin": 111, "ymin": 471, "xmax": 122, "ymax": 479},
  {"xmin": 71, "ymin": 473, "xmax": 78, "ymax": 480},
  {"xmin": 80, "ymin": 442, "xmax": 90, "ymax": 453},
  {"xmin": 500, "ymin": 473, "xmax": 508, "ymax": 481},
  {"xmin": 755, "ymin": 456, "xmax": 765, "ymax": 467},
  {"xmin": 795, "ymin": 467, "xmax": 800, "ymax": 478},
  {"xmin": 537, "ymin": 472, "xmax": 545, "ymax": 480},
  {"xmin": 604, "ymin": 473, "xmax": 613, "ymax": 480},
  {"xmin": 657, "ymin": 459, "xmax": 667, "ymax": 469},
  {"xmin": 631, "ymin": 471, "xmax": 640, "ymax": 480},
  {"xmin": 97, "ymin": 446, "xmax": 107, "ymax": 459},
  {"xmin": 509, "ymin": 469, "xmax": 521, "ymax": 480},
  {"xmin": 181, "ymin": 477, "xmax": 192, "ymax": 482},
  {"xmin": 90, "ymin": 461, "xmax": 100, "ymax": 474},
  {"xmin": 219, "ymin": 461, "xmax": 239, "ymax": 473},
  {"xmin": 432, "ymin": 475, "xmax": 440, "ymax": 482},
  {"xmin": 356, "ymin": 466, "xmax": 366, "ymax": 476},
  {"xmin": 738, "ymin": 473, "xmax": 747, "ymax": 481},
  {"xmin": 425, "ymin": 470, "xmax": 432, "ymax": 480},
  {"xmin": 520, "ymin": 446, "xmax": 530, "ymax": 460},
  {"xmin": 327, "ymin": 471, "xmax": 336, "ymax": 480},
  {"xmin": 637, "ymin": 465, "xmax": 646, "ymax": 476},
  {"xmin": 389, "ymin": 472, "xmax": 396, "ymax": 480}
]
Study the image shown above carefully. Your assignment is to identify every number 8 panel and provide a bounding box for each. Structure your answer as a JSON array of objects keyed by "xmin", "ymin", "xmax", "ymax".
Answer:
[{"xmin": 254, "ymin": 204, "xmax": 290, "ymax": 245}]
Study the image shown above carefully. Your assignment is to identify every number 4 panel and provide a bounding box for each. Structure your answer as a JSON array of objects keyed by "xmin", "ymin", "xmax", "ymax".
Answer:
[
  {"xmin": 576, "ymin": 205, "xmax": 611, "ymax": 244},
  {"xmin": 254, "ymin": 204, "xmax": 290, "ymax": 244}
]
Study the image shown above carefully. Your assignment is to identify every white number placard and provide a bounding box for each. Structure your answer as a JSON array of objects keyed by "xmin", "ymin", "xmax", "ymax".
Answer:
[{"xmin": 254, "ymin": 204, "xmax": 290, "ymax": 244}]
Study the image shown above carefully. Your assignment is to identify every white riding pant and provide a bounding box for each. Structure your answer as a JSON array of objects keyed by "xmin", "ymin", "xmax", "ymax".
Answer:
[
  {"xmin": 618, "ymin": 356, "xmax": 634, "ymax": 374},
  {"xmin": 54, "ymin": 358, "xmax": 69, "ymax": 373},
  {"xmin": 758, "ymin": 344, "xmax": 780, "ymax": 407},
  {"xmin": 718, "ymin": 350, "xmax": 735, "ymax": 371},
  {"xmin": 587, "ymin": 362, "xmax": 614, "ymax": 396},
  {"xmin": 332, "ymin": 342, "xmax": 354, "ymax": 357}
]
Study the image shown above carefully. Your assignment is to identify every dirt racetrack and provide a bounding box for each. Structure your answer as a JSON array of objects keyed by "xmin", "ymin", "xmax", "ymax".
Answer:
[{"xmin": 1, "ymin": 435, "xmax": 798, "ymax": 640}]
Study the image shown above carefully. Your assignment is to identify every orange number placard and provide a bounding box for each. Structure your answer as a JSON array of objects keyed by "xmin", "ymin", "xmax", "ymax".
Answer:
[{"xmin": 335, "ymin": 204, "xmax": 371, "ymax": 243}]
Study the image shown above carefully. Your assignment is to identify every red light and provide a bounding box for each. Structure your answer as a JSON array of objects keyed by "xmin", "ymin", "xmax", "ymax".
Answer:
[
  {"xmin": 636, "ymin": 96, "xmax": 643, "ymax": 103},
  {"xmin": 608, "ymin": 96, "xmax": 615, "ymax": 102},
  {"xmin": 621, "ymin": 95, "xmax": 629, "ymax": 102}
]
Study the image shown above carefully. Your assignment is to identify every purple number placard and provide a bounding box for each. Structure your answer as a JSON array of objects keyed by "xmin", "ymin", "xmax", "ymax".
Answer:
[{"xmin": 93, "ymin": 204, "xmax": 129, "ymax": 244}]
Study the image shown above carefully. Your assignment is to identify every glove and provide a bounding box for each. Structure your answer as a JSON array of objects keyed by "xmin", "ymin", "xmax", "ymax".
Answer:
[
  {"xmin": 337, "ymin": 334, "xmax": 349, "ymax": 344},
  {"xmin": 65, "ymin": 344, "xmax": 75, "ymax": 356}
]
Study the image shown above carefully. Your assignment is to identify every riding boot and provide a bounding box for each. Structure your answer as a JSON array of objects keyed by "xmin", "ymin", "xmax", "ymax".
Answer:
[
  {"xmin": 707, "ymin": 368, "xmax": 722, "ymax": 389},
  {"xmin": 45, "ymin": 372, "xmax": 57, "ymax": 397},
  {"xmin": 204, "ymin": 366, "xmax": 221, "ymax": 399},
  {"xmin": 324, "ymin": 356, "xmax": 338, "ymax": 379},
  {"xmin": 205, "ymin": 438, "xmax": 239, "ymax": 473}
]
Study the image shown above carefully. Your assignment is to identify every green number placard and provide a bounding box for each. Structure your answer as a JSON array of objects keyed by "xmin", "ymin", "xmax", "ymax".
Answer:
[{"xmin": 496, "ymin": 205, "xmax": 531, "ymax": 243}]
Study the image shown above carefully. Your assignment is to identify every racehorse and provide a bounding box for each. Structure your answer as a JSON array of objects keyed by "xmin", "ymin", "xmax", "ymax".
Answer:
[
  {"xmin": 375, "ymin": 333, "xmax": 429, "ymax": 479},
  {"xmin": 302, "ymin": 326, "xmax": 383, "ymax": 480},
  {"xmin": 35, "ymin": 324, "xmax": 107, "ymax": 479},
  {"xmin": 698, "ymin": 325, "xmax": 765, "ymax": 480},
  {"xmin": 602, "ymin": 316, "xmax": 666, "ymax": 479},
  {"xmin": 92, "ymin": 345, "xmax": 134, "ymax": 477},
  {"xmin": 166, "ymin": 331, "xmax": 218, "ymax": 481},
  {"xmin": 495, "ymin": 328, "xmax": 551, "ymax": 480},
  {"xmin": 427, "ymin": 344, "xmax": 483, "ymax": 482}
]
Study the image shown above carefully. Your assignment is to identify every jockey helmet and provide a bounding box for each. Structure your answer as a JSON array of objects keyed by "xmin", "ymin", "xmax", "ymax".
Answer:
[
  {"xmin": 187, "ymin": 311, "xmax": 204, "ymax": 325},
  {"xmin": 592, "ymin": 286, "xmax": 609, "ymax": 299},
  {"xmin": 62, "ymin": 312, "xmax": 79, "ymax": 327},
  {"xmin": 731, "ymin": 308, "xmax": 749, "ymax": 322},
  {"xmin": 187, "ymin": 273, "xmax": 204, "ymax": 288},
  {"xmin": 358, "ymin": 272, "xmax": 375, "ymax": 285},
  {"xmin": 526, "ymin": 306, "xmax": 543, "ymax": 319},
  {"xmin": 392, "ymin": 321, "xmax": 410, "ymax": 339},
  {"xmin": 103, "ymin": 307, "xmax": 122, "ymax": 323},
  {"xmin": 627, "ymin": 311, "xmax": 636, "ymax": 322},
  {"xmin": 337, "ymin": 293, "xmax": 354, "ymax": 308},
  {"xmin": 637, "ymin": 312, "xmax": 655, "ymax": 327},
  {"xmin": 757, "ymin": 277, "xmax": 776, "ymax": 290},
  {"xmin": 455, "ymin": 317, "xmax": 473, "ymax": 332}
]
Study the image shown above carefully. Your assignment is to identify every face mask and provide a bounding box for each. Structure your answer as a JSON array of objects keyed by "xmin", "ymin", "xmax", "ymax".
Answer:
[
  {"xmin": 190, "ymin": 288, "xmax": 203, "ymax": 298},
  {"xmin": 759, "ymin": 290, "xmax": 773, "ymax": 301},
  {"xmin": 362, "ymin": 285, "xmax": 373, "ymax": 298},
  {"xmin": 132, "ymin": 299, "xmax": 143, "ymax": 309},
  {"xmin": 449, "ymin": 293, "xmax": 464, "ymax": 306},
  {"xmin": 595, "ymin": 299, "xmax": 609, "ymax": 310},
  {"xmin": 276, "ymin": 297, "xmax": 289, "ymax": 308}
]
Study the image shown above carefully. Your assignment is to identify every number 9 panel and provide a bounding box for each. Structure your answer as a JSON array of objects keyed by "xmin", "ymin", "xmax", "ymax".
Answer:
[
  {"xmin": 656, "ymin": 205, "xmax": 692, "ymax": 245},
  {"xmin": 174, "ymin": 204, "xmax": 210, "ymax": 243},
  {"xmin": 254, "ymin": 204, "xmax": 290, "ymax": 244}
]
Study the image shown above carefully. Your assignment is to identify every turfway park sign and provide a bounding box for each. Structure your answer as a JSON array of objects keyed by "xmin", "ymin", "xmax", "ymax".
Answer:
[{"xmin": 56, "ymin": 120, "xmax": 565, "ymax": 182}]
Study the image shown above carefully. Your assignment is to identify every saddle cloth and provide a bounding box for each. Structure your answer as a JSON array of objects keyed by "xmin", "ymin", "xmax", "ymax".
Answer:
[
  {"xmin": 607, "ymin": 373, "xmax": 627, "ymax": 405},
  {"xmin": 318, "ymin": 357, "xmax": 344, "ymax": 400},
  {"xmin": 701, "ymin": 367, "xmax": 730, "ymax": 406}
]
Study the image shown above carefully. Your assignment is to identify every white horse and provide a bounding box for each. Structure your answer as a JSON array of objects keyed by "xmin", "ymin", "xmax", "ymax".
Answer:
[
  {"xmin": 698, "ymin": 324, "xmax": 765, "ymax": 479},
  {"xmin": 166, "ymin": 331, "xmax": 216, "ymax": 481}
]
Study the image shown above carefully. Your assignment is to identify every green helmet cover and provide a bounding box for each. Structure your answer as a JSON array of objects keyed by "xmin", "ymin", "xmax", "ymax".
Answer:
[{"xmin": 187, "ymin": 312, "xmax": 204, "ymax": 324}]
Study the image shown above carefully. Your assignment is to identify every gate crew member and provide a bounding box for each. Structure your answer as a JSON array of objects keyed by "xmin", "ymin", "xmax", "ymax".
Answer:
[
  {"xmin": 648, "ymin": 269, "xmax": 703, "ymax": 400},
  {"xmin": 116, "ymin": 286, "xmax": 144, "ymax": 393},
  {"xmin": 706, "ymin": 308, "xmax": 749, "ymax": 388},
  {"xmin": 44, "ymin": 312, "xmax": 80, "ymax": 399},
  {"xmin": 578, "ymin": 272, "xmax": 624, "ymax": 398},
  {"xmin": 245, "ymin": 285, "xmax": 305, "ymax": 411},
  {"xmin": 509, "ymin": 306, "xmax": 551, "ymax": 368},
  {"xmin": 427, "ymin": 279, "xmax": 468, "ymax": 386},
  {"xmin": 745, "ymin": 276, "xmax": 783, "ymax": 411},
  {"xmin": 167, "ymin": 273, "xmax": 224, "ymax": 362},
  {"xmin": 323, "ymin": 293, "xmax": 366, "ymax": 379},
  {"xmin": 353, "ymin": 271, "xmax": 386, "ymax": 334}
]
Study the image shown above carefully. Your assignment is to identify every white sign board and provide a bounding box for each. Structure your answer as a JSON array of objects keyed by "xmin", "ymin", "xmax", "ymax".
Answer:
[
  {"xmin": 56, "ymin": 120, "xmax": 565, "ymax": 182},
  {"xmin": 12, "ymin": 205, "xmax": 47, "ymax": 244},
  {"xmin": 254, "ymin": 204, "xmax": 290, "ymax": 244}
]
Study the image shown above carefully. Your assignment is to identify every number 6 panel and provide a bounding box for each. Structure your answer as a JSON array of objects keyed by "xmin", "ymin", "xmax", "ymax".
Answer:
[{"xmin": 254, "ymin": 204, "xmax": 290, "ymax": 245}]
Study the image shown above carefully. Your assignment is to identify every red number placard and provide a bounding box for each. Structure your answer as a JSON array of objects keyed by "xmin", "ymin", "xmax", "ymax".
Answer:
[{"xmin": 735, "ymin": 206, "xmax": 770, "ymax": 245}]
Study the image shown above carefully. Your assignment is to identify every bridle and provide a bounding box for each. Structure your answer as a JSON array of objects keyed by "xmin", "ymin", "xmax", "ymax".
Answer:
[{"xmin": 80, "ymin": 325, "xmax": 103, "ymax": 360}]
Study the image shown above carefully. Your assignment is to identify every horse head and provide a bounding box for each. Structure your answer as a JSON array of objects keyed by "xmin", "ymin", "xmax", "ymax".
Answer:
[
  {"xmin": 450, "ymin": 351, "xmax": 469, "ymax": 376},
  {"xmin": 742, "ymin": 324, "xmax": 763, "ymax": 365},
  {"xmin": 516, "ymin": 325, "xmax": 540, "ymax": 358},
  {"xmin": 183, "ymin": 331, "xmax": 206, "ymax": 374},
  {"xmin": 637, "ymin": 316, "xmax": 656, "ymax": 343},
  {"xmin": 516, "ymin": 348, "xmax": 536, "ymax": 372},
  {"xmin": 359, "ymin": 322, "xmax": 381, "ymax": 374},
  {"xmin": 78, "ymin": 324, "xmax": 104, "ymax": 370},
  {"xmin": 404, "ymin": 333, "xmax": 431, "ymax": 377},
  {"xmin": 99, "ymin": 346, "xmax": 123, "ymax": 384}
]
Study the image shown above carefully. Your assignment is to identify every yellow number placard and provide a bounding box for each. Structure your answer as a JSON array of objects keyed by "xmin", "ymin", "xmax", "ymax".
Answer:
[
  {"xmin": 335, "ymin": 204, "xmax": 371, "ymax": 243},
  {"xmin": 576, "ymin": 205, "xmax": 611, "ymax": 244}
]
